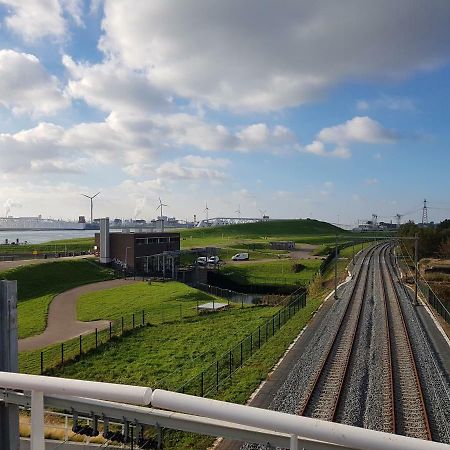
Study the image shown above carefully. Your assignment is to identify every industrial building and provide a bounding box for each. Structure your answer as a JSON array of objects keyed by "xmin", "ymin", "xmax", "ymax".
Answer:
[{"xmin": 95, "ymin": 218, "xmax": 180, "ymax": 276}]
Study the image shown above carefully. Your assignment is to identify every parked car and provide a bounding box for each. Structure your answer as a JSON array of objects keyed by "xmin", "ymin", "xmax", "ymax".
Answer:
[
  {"xmin": 208, "ymin": 256, "xmax": 220, "ymax": 264},
  {"xmin": 231, "ymin": 252, "xmax": 249, "ymax": 261},
  {"xmin": 197, "ymin": 256, "xmax": 208, "ymax": 265}
]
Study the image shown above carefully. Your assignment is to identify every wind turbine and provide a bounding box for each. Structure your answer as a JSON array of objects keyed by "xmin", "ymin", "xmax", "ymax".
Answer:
[
  {"xmin": 82, "ymin": 192, "xmax": 100, "ymax": 224},
  {"xmin": 258, "ymin": 209, "xmax": 266, "ymax": 219},
  {"xmin": 204, "ymin": 203, "xmax": 210, "ymax": 225},
  {"xmin": 156, "ymin": 197, "xmax": 168, "ymax": 232},
  {"xmin": 235, "ymin": 204, "xmax": 241, "ymax": 220}
]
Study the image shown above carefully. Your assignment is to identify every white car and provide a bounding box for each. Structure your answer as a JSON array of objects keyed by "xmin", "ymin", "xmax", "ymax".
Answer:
[
  {"xmin": 208, "ymin": 256, "xmax": 220, "ymax": 264},
  {"xmin": 197, "ymin": 256, "xmax": 208, "ymax": 265},
  {"xmin": 231, "ymin": 252, "xmax": 249, "ymax": 261}
]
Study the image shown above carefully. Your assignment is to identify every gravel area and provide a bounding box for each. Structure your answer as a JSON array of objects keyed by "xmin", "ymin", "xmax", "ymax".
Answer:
[
  {"xmin": 241, "ymin": 244, "xmax": 450, "ymax": 449},
  {"xmin": 390, "ymin": 256, "xmax": 450, "ymax": 444}
]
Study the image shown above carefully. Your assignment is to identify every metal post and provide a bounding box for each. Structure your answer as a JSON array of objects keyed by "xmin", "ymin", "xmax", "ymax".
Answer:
[
  {"xmin": 334, "ymin": 234, "xmax": 338, "ymax": 300},
  {"xmin": 0, "ymin": 280, "xmax": 19, "ymax": 450},
  {"xmin": 79, "ymin": 335, "xmax": 82, "ymax": 355},
  {"xmin": 216, "ymin": 360, "xmax": 219, "ymax": 391},
  {"xmin": 290, "ymin": 434, "xmax": 298, "ymax": 450},
  {"xmin": 258, "ymin": 325, "xmax": 261, "ymax": 348},
  {"xmin": 61, "ymin": 343, "xmax": 64, "ymax": 365},
  {"xmin": 415, "ymin": 233, "xmax": 418, "ymax": 305},
  {"xmin": 132, "ymin": 313, "xmax": 135, "ymax": 329},
  {"xmin": 352, "ymin": 240, "xmax": 355, "ymax": 265},
  {"xmin": 240, "ymin": 341, "xmax": 243, "ymax": 366},
  {"xmin": 31, "ymin": 390, "xmax": 45, "ymax": 450},
  {"xmin": 95, "ymin": 328, "xmax": 98, "ymax": 349},
  {"xmin": 40, "ymin": 352, "xmax": 44, "ymax": 374},
  {"xmin": 142, "ymin": 310, "xmax": 145, "ymax": 326},
  {"xmin": 109, "ymin": 321, "xmax": 112, "ymax": 339},
  {"xmin": 200, "ymin": 371, "xmax": 204, "ymax": 397},
  {"xmin": 121, "ymin": 316, "xmax": 124, "ymax": 334}
]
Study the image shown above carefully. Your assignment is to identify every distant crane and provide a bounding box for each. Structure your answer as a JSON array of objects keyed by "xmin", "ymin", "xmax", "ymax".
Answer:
[
  {"xmin": 82, "ymin": 192, "xmax": 100, "ymax": 224},
  {"xmin": 235, "ymin": 204, "xmax": 241, "ymax": 219},
  {"xmin": 258, "ymin": 209, "xmax": 266, "ymax": 219},
  {"xmin": 422, "ymin": 199, "xmax": 428, "ymax": 225},
  {"xmin": 156, "ymin": 197, "xmax": 168, "ymax": 232}
]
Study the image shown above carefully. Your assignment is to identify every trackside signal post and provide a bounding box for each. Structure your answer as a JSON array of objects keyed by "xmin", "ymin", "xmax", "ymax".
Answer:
[{"xmin": 0, "ymin": 279, "xmax": 19, "ymax": 450}]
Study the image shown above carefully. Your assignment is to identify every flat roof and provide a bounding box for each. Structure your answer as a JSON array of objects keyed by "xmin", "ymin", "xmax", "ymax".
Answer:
[{"xmin": 197, "ymin": 302, "xmax": 228, "ymax": 311}]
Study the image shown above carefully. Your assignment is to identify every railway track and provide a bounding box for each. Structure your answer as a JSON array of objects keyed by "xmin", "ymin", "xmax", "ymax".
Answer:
[
  {"xmin": 381, "ymin": 244, "xmax": 431, "ymax": 440},
  {"xmin": 297, "ymin": 245, "xmax": 378, "ymax": 420}
]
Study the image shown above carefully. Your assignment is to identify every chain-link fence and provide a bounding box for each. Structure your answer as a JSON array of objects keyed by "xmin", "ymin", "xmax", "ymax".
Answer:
[{"xmin": 177, "ymin": 291, "xmax": 307, "ymax": 398}]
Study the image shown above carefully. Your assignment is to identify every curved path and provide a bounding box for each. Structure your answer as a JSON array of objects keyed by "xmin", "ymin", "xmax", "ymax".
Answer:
[{"xmin": 18, "ymin": 279, "xmax": 137, "ymax": 352}]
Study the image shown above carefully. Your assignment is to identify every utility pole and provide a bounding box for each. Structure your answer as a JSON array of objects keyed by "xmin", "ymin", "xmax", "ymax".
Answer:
[
  {"xmin": 0, "ymin": 280, "xmax": 19, "ymax": 450},
  {"xmin": 414, "ymin": 233, "xmax": 419, "ymax": 305},
  {"xmin": 334, "ymin": 234, "xmax": 338, "ymax": 300}
]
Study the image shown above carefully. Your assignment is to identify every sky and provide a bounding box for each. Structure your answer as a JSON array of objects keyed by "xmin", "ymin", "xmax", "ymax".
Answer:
[{"xmin": 0, "ymin": 0, "xmax": 449, "ymax": 226}]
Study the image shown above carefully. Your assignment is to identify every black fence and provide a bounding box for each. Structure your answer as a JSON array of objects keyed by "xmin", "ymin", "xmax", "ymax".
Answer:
[
  {"xmin": 419, "ymin": 281, "xmax": 450, "ymax": 325},
  {"xmin": 177, "ymin": 291, "xmax": 307, "ymax": 397}
]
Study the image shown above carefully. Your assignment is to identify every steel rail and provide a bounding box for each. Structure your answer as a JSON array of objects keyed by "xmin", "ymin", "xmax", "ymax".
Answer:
[
  {"xmin": 381, "ymin": 245, "xmax": 431, "ymax": 440},
  {"xmin": 377, "ymin": 244, "xmax": 396, "ymax": 434},
  {"xmin": 297, "ymin": 244, "xmax": 378, "ymax": 419}
]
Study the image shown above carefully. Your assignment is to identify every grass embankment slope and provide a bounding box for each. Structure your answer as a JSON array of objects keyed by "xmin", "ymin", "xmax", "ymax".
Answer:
[
  {"xmin": 0, "ymin": 237, "xmax": 94, "ymax": 255},
  {"xmin": 77, "ymin": 281, "xmax": 221, "ymax": 323},
  {"xmin": 1, "ymin": 260, "xmax": 115, "ymax": 338},
  {"xmin": 180, "ymin": 219, "xmax": 348, "ymax": 248},
  {"xmin": 221, "ymin": 259, "xmax": 322, "ymax": 286}
]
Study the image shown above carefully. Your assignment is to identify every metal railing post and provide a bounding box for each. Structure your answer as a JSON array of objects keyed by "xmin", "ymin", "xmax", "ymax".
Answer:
[{"xmin": 30, "ymin": 390, "xmax": 45, "ymax": 450}]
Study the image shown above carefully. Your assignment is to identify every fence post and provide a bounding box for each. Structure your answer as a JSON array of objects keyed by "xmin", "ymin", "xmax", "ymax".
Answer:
[
  {"xmin": 240, "ymin": 341, "xmax": 243, "ymax": 367},
  {"xmin": 180, "ymin": 304, "xmax": 182, "ymax": 321},
  {"xmin": 79, "ymin": 335, "xmax": 82, "ymax": 355},
  {"xmin": 121, "ymin": 316, "xmax": 124, "ymax": 334},
  {"xmin": 272, "ymin": 316, "xmax": 275, "ymax": 335},
  {"xmin": 40, "ymin": 351, "xmax": 44, "ymax": 374},
  {"xmin": 258, "ymin": 325, "xmax": 261, "ymax": 349},
  {"xmin": 61, "ymin": 343, "xmax": 64, "ymax": 365},
  {"xmin": 132, "ymin": 313, "xmax": 135, "ymax": 329},
  {"xmin": 142, "ymin": 310, "xmax": 145, "ymax": 326},
  {"xmin": 250, "ymin": 333, "xmax": 253, "ymax": 356},
  {"xmin": 109, "ymin": 321, "xmax": 112, "ymax": 339},
  {"xmin": 95, "ymin": 328, "xmax": 98, "ymax": 349},
  {"xmin": 229, "ymin": 351, "xmax": 232, "ymax": 377}
]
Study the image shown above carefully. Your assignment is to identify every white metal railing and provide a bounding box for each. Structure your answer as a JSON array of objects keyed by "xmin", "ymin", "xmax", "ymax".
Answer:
[{"xmin": 1, "ymin": 371, "xmax": 449, "ymax": 450}]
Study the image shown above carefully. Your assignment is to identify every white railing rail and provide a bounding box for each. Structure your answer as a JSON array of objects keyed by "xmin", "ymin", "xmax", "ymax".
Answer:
[{"xmin": 1, "ymin": 371, "xmax": 449, "ymax": 450}]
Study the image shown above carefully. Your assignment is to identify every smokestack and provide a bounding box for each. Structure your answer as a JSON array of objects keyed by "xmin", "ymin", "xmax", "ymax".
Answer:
[{"xmin": 100, "ymin": 218, "xmax": 111, "ymax": 264}]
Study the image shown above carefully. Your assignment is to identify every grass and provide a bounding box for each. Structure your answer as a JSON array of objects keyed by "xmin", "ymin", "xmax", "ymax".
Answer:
[
  {"xmin": 220, "ymin": 259, "xmax": 322, "ymax": 286},
  {"xmin": 44, "ymin": 305, "xmax": 283, "ymax": 390},
  {"xmin": 77, "ymin": 281, "xmax": 221, "ymax": 322},
  {"xmin": 1, "ymin": 260, "xmax": 115, "ymax": 338},
  {"xmin": 180, "ymin": 219, "xmax": 349, "ymax": 249},
  {"xmin": 0, "ymin": 237, "xmax": 94, "ymax": 255}
]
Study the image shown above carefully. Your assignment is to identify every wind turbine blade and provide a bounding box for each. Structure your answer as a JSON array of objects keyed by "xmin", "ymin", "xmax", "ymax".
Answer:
[{"xmin": 93, "ymin": 192, "xmax": 100, "ymax": 198}]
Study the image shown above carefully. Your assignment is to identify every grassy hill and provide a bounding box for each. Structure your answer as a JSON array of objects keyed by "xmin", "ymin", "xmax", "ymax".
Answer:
[
  {"xmin": 181, "ymin": 219, "xmax": 348, "ymax": 248},
  {"xmin": 1, "ymin": 260, "xmax": 115, "ymax": 338}
]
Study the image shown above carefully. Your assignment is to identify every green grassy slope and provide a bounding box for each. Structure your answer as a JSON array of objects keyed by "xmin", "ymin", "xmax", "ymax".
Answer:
[
  {"xmin": 220, "ymin": 259, "xmax": 322, "ymax": 286},
  {"xmin": 1, "ymin": 260, "xmax": 115, "ymax": 338},
  {"xmin": 77, "ymin": 281, "xmax": 221, "ymax": 322}
]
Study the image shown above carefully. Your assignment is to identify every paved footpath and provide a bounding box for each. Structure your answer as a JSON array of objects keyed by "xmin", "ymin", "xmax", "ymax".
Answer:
[{"xmin": 19, "ymin": 279, "xmax": 137, "ymax": 352}]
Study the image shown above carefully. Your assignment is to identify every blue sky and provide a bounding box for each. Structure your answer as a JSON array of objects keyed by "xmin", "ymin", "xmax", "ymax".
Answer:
[{"xmin": 0, "ymin": 0, "xmax": 449, "ymax": 226}]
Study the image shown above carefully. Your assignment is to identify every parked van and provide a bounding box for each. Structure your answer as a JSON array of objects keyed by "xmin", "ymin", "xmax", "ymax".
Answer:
[{"xmin": 231, "ymin": 252, "xmax": 249, "ymax": 261}]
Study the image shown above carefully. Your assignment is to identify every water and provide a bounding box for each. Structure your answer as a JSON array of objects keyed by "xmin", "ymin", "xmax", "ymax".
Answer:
[{"xmin": 0, "ymin": 229, "xmax": 97, "ymax": 244}]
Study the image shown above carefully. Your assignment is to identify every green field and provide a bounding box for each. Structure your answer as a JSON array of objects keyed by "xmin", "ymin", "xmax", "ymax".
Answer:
[
  {"xmin": 0, "ymin": 237, "xmax": 94, "ymax": 255},
  {"xmin": 180, "ymin": 219, "xmax": 348, "ymax": 249},
  {"xmin": 48, "ymin": 304, "xmax": 282, "ymax": 390},
  {"xmin": 220, "ymin": 259, "xmax": 322, "ymax": 286},
  {"xmin": 77, "ymin": 281, "xmax": 221, "ymax": 322},
  {"xmin": 1, "ymin": 260, "xmax": 115, "ymax": 338}
]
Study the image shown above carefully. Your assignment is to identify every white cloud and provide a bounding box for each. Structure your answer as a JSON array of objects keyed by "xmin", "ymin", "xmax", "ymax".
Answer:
[
  {"xmin": 304, "ymin": 140, "xmax": 350, "ymax": 159},
  {"xmin": 98, "ymin": 0, "xmax": 450, "ymax": 111},
  {"xmin": 0, "ymin": 50, "xmax": 69, "ymax": 116},
  {"xmin": 0, "ymin": 0, "xmax": 83, "ymax": 41},
  {"xmin": 317, "ymin": 116, "xmax": 397, "ymax": 146},
  {"xmin": 63, "ymin": 55, "xmax": 170, "ymax": 114},
  {"xmin": 305, "ymin": 116, "xmax": 396, "ymax": 158}
]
